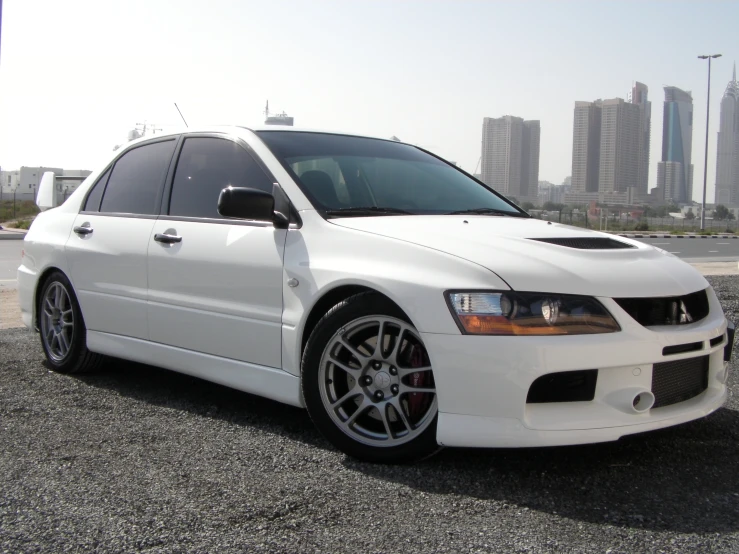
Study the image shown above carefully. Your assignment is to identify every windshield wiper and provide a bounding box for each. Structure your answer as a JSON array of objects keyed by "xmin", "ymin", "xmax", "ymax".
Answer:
[
  {"xmin": 325, "ymin": 206, "xmax": 414, "ymax": 217},
  {"xmin": 446, "ymin": 208, "xmax": 528, "ymax": 217}
]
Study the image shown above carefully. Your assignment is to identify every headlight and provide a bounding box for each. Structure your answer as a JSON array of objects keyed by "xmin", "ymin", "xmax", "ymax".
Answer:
[{"xmin": 446, "ymin": 291, "xmax": 620, "ymax": 335}]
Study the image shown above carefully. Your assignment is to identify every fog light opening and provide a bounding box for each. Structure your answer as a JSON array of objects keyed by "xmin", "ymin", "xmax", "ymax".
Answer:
[{"xmin": 632, "ymin": 391, "xmax": 655, "ymax": 413}]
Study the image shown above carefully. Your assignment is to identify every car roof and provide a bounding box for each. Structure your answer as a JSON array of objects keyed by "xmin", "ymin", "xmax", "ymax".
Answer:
[{"xmin": 122, "ymin": 125, "xmax": 403, "ymax": 148}]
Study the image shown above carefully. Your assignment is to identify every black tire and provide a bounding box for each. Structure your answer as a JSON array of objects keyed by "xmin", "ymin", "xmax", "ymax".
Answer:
[
  {"xmin": 37, "ymin": 270, "xmax": 104, "ymax": 374},
  {"xmin": 302, "ymin": 292, "xmax": 441, "ymax": 463}
]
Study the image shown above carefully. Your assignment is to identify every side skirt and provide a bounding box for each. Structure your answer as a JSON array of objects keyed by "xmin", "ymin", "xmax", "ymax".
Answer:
[{"xmin": 87, "ymin": 331, "xmax": 304, "ymax": 408}]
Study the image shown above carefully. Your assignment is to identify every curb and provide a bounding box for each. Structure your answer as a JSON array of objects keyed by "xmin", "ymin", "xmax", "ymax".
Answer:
[
  {"xmin": 619, "ymin": 234, "xmax": 738, "ymax": 239},
  {"xmin": 0, "ymin": 230, "xmax": 27, "ymax": 241}
]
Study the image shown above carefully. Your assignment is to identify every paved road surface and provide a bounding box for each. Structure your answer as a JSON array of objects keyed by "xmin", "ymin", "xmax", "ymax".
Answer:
[{"xmin": 632, "ymin": 237, "xmax": 739, "ymax": 262}]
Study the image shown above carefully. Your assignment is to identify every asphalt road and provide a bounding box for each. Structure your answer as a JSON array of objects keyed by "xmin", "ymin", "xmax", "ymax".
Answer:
[
  {"xmin": 1, "ymin": 275, "xmax": 739, "ymax": 553},
  {"xmin": 0, "ymin": 241, "xmax": 22, "ymax": 289},
  {"xmin": 633, "ymin": 237, "xmax": 739, "ymax": 262}
]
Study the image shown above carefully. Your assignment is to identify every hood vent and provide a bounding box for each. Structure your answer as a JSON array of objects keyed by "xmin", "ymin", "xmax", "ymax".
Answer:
[{"xmin": 531, "ymin": 237, "xmax": 635, "ymax": 250}]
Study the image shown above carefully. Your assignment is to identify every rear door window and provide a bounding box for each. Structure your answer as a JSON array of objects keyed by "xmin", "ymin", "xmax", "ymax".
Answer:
[{"xmin": 99, "ymin": 140, "xmax": 176, "ymax": 215}]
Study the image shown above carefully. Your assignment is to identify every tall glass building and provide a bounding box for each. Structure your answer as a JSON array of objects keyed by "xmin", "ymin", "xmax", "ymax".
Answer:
[
  {"xmin": 714, "ymin": 64, "xmax": 739, "ymax": 206},
  {"xmin": 657, "ymin": 86, "xmax": 694, "ymax": 204}
]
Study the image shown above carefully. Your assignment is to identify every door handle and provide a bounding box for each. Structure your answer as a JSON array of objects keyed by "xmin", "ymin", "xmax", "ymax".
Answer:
[
  {"xmin": 73, "ymin": 226, "xmax": 93, "ymax": 235},
  {"xmin": 154, "ymin": 233, "xmax": 182, "ymax": 244}
]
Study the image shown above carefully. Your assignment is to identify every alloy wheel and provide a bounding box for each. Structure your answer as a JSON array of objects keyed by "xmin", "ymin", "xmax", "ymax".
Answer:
[
  {"xmin": 318, "ymin": 315, "xmax": 437, "ymax": 447},
  {"xmin": 40, "ymin": 282, "xmax": 75, "ymax": 362}
]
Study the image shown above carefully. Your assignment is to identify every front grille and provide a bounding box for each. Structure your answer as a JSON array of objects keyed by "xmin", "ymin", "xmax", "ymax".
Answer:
[
  {"xmin": 615, "ymin": 289, "xmax": 709, "ymax": 326},
  {"xmin": 531, "ymin": 237, "xmax": 635, "ymax": 249},
  {"xmin": 651, "ymin": 356, "xmax": 709, "ymax": 409}
]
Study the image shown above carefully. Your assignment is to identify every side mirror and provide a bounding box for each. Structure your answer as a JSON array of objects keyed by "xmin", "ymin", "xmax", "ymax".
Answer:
[
  {"xmin": 217, "ymin": 186, "xmax": 289, "ymax": 228},
  {"xmin": 36, "ymin": 172, "xmax": 56, "ymax": 211}
]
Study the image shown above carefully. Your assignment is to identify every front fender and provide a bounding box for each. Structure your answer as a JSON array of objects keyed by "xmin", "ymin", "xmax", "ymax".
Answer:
[{"xmin": 279, "ymin": 211, "xmax": 509, "ymax": 376}]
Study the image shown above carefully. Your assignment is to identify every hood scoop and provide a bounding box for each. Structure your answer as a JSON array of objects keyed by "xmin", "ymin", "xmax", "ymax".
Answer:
[{"xmin": 530, "ymin": 237, "xmax": 635, "ymax": 250}]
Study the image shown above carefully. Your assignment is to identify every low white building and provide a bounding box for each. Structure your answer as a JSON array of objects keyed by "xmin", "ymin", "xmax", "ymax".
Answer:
[{"xmin": 1, "ymin": 167, "xmax": 91, "ymax": 201}]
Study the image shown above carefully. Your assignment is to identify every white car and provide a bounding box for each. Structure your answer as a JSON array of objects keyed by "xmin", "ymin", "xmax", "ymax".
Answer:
[{"xmin": 18, "ymin": 127, "xmax": 734, "ymax": 463}]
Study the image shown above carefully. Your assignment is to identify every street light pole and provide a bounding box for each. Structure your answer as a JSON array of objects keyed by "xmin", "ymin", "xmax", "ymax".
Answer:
[{"xmin": 698, "ymin": 53, "xmax": 722, "ymax": 230}]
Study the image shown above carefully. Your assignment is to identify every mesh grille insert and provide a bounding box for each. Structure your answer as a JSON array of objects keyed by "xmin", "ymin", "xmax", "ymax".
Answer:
[
  {"xmin": 651, "ymin": 356, "xmax": 709, "ymax": 409},
  {"xmin": 531, "ymin": 237, "xmax": 635, "ymax": 249},
  {"xmin": 615, "ymin": 289, "xmax": 709, "ymax": 326}
]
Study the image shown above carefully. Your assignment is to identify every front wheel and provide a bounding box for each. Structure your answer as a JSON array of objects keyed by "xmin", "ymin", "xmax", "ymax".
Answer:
[{"xmin": 302, "ymin": 293, "xmax": 440, "ymax": 463}]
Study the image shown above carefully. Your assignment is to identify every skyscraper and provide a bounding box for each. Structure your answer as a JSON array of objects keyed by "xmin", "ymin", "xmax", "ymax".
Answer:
[
  {"xmin": 568, "ymin": 97, "xmax": 640, "ymax": 204},
  {"xmin": 571, "ymin": 100, "xmax": 602, "ymax": 194},
  {"xmin": 629, "ymin": 82, "xmax": 651, "ymax": 196},
  {"xmin": 481, "ymin": 116, "xmax": 540, "ymax": 201},
  {"xmin": 714, "ymin": 64, "xmax": 739, "ymax": 205},
  {"xmin": 657, "ymin": 86, "xmax": 694, "ymax": 204},
  {"xmin": 598, "ymin": 98, "xmax": 641, "ymax": 196}
]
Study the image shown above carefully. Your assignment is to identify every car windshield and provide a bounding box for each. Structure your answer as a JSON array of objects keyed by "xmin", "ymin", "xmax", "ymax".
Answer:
[{"xmin": 256, "ymin": 131, "xmax": 525, "ymax": 217}]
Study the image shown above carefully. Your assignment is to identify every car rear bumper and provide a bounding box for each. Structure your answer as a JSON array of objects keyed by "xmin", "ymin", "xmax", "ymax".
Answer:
[
  {"xmin": 17, "ymin": 264, "xmax": 37, "ymax": 329},
  {"xmin": 423, "ymin": 290, "xmax": 732, "ymax": 448}
]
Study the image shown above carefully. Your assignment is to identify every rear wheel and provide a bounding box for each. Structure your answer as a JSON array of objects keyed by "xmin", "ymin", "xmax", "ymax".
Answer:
[
  {"xmin": 302, "ymin": 293, "xmax": 440, "ymax": 463},
  {"xmin": 38, "ymin": 271, "xmax": 103, "ymax": 374}
]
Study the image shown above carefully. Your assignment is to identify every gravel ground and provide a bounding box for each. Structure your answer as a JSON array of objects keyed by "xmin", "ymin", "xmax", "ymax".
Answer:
[{"xmin": 1, "ymin": 276, "xmax": 739, "ymax": 553}]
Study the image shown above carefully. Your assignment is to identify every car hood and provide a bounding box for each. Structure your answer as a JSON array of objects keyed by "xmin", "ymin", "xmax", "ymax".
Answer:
[{"xmin": 329, "ymin": 215, "xmax": 708, "ymax": 298}]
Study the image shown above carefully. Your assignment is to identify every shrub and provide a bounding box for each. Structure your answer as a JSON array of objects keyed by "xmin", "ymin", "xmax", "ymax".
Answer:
[
  {"xmin": 634, "ymin": 222, "xmax": 649, "ymax": 231},
  {"xmin": 10, "ymin": 219, "xmax": 32, "ymax": 230}
]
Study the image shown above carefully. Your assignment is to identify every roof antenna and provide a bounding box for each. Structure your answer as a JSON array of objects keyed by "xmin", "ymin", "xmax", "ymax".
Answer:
[{"xmin": 174, "ymin": 103, "xmax": 189, "ymax": 127}]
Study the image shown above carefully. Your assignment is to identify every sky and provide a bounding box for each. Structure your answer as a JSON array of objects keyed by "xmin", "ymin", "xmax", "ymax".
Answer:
[{"xmin": 0, "ymin": 0, "xmax": 737, "ymax": 202}]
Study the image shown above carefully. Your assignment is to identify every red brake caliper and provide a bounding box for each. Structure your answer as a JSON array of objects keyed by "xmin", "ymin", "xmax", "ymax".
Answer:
[{"xmin": 407, "ymin": 345, "xmax": 429, "ymax": 419}]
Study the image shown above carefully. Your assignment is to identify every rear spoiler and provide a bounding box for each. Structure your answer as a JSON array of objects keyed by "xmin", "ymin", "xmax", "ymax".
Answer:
[
  {"xmin": 36, "ymin": 173, "xmax": 88, "ymax": 211},
  {"xmin": 36, "ymin": 172, "xmax": 56, "ymax": 211}
]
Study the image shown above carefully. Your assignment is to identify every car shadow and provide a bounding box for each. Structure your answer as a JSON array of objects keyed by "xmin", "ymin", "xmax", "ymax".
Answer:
[
  {"xmin": 72, "ymin": 357, "xmax": 739, "ymax": 535},
  {"xmin": 344, "ymin": 407, "xmax": 739, "ymax": 534},
  {"xmin": 70, "ymin": 357, "xmax": 329, "ymax": 451}
]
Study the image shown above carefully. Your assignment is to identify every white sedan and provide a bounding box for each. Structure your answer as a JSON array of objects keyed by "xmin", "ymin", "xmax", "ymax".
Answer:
[{"xmin": 18, "ymin": 127, "xmax": 734, "ymax": 463}]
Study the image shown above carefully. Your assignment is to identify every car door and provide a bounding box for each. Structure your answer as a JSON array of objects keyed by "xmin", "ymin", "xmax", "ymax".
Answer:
[
  {"xmin": 147, "ymin": 134, "xmax": 286, "ymax": 368},
  {"xmin": 65, "ymin": 138, "xmax": 177, "ymax": 339}
]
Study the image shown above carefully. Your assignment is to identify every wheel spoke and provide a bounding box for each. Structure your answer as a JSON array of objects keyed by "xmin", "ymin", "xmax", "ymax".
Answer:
[
  {"xmin": 331, "ymin": 386, "xmax": 362, "ymax": 409},
  {"xmin": 57, "ymin": 330, "xmax": 70, "ymax": 356},
  {"xmin": 374, "ymin": 321, "xmax": 386, "ymax": 356},
  {"xmin": 50, "ymin": 332, "xmax": 59, "ymax": 353},
  {"xmin": 389, "ymin": 398, "xmax": 413, "ymax": 431},
  {"xmin": 61, "ymin": 309, "xmax": 74, "ymax": 327},
  {"xmin": 386, "ymin": 327, "xmax": 406, "ymax": 365},
  {"xmin": 379, "ymin": 404, "xmax": 394, "ymax": 439},
  {"xmin": 339, "ymin": 338, "xmax": 370, "ymax": 366},
  {"xmin": 45, "ymin": 328, "xmax": 55, "ymax": 343},
  {"xmin": 328, "ymin": 356, "xmax": 359, "ymax": 374},
  {"xmin": 344, "ymin": 398, "xmax": 371, "ymax": 426},
  {"xmin": 397, "ymin": 365, "xmax": 433, "ymax": 378},
  {"xmin": 401, "ymin": 384, "xmax": 436, "ymax": 395},
  {"xmin": 53, "ymin": 284, "xmax": 63, "ymax": 309},
  {"xmin": 44, "ymin": 298, "xmax": 55, "ymax": 316}
]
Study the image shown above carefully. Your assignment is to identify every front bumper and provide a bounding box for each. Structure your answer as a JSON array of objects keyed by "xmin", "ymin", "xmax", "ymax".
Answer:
[{"xmin": 425, "ymin": 289, "xmax": 732, "ymax": 448}]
